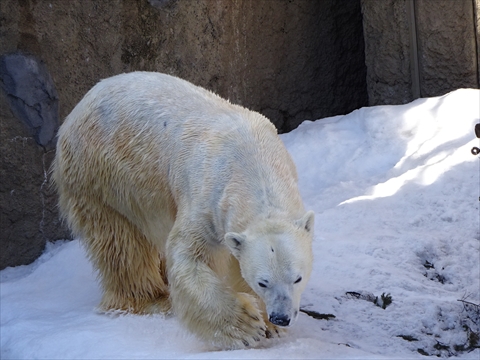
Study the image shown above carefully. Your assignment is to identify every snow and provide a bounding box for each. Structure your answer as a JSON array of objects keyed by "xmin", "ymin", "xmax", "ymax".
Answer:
[{"xmin": 2, "ymin": 89, "xmax": 479, "ymax": 359}]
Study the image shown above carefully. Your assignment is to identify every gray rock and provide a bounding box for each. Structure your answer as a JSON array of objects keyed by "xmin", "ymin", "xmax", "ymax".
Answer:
[
  {"xmin": 0, "ymin": 53, "xmax": 59, "ymax": 149},
  {"xmin": 147, "ymin": 0, "xmax": 177, "ymax": 10}
]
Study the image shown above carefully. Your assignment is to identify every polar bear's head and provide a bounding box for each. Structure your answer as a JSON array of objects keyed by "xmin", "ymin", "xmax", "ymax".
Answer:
[{"xmin": 225, "ymin": 211, "xmax": 314, "ymax": 327}]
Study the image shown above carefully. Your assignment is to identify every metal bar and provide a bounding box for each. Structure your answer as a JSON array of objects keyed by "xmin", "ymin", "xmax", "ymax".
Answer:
[
  {"xmin": 407, "ymin": 0, "xmax": 421, "ymax": 99},
  {"xmin": 472, "ymin": 0, "xmax": 480, "ymax": 88}
]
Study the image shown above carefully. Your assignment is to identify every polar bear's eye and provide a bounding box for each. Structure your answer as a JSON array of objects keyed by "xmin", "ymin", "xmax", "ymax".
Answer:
[
  {"xmin": 258, "ymin": 282, "xmax": 267, "ymax": 288},
  {"xmin": 294, "ymin": 276, "xmax": 302, "ymax": 284}
]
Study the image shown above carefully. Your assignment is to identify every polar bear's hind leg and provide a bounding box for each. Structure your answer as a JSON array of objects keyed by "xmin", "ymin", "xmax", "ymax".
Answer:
[{"xmin": 76, "ymin": 199, "xmax": 171, "ymax": 314}]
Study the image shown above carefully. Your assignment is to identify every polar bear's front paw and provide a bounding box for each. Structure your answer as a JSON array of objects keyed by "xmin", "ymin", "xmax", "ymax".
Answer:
[
  {"xmin": 219, "ymin": 293, "xmax": 266, "ymax": 349},
  {"xmin": 265, "ymin": 321, "xmax": 287, "ymax": 338}
]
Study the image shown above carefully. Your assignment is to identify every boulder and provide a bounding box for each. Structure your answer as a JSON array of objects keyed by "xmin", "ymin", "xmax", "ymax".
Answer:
[{"xmin": 0, "ymin": 53, "xmax": 59, "ymax": 150}]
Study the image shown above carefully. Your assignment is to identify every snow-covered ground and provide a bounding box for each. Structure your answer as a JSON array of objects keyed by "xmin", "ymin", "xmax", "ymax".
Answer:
[{"xmin": 1, "ymin": 89, "xmax": 479, "ymax": 359}]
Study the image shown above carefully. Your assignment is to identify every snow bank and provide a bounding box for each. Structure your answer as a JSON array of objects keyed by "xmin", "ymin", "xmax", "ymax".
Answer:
[{"xmin": 2, "ymin": 89, "xmax": 479, "ymax": 359}]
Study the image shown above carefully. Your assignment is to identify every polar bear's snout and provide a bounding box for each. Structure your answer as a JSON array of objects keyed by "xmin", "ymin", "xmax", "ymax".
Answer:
[
  {"xmin": 265, "ymin": 291, "xmax": 298, "ymax": 327},
  {"xmin": 269, "ymin": 313, "xmax": 291, "ymax": 327}
]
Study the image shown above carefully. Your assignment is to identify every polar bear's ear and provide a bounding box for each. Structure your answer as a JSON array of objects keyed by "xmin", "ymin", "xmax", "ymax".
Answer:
[
  {"xmin": 224, "ymin": 232, "xmax": 246, "ymax": 258},
  {"xmin": 296, "ymin": 210, "xmax": 315, "ymax": 233}
]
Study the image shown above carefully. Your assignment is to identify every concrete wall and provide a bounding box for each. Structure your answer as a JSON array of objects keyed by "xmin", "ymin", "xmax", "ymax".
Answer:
[
  {"xmin": 3, "ymin": 0, "xmax": 478, "ymax": 270},
  {"xmin": 0, "ymin": 0, "xmax": 368, "ymax": 269},
  {"xmin": 361, "ymin": 0, "xmax": 480, "ymax": 105}
]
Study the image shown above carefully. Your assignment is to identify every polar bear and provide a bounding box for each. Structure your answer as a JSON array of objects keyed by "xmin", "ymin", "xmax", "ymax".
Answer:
[{"xmin": 52, "ymin": 71, "xmax": 314, "ymax": 349}]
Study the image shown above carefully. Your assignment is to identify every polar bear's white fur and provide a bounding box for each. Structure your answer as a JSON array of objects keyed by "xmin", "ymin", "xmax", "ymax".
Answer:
[{"xmin": 52, "ymin": 72, "xmax": 314, "ymax": 349}]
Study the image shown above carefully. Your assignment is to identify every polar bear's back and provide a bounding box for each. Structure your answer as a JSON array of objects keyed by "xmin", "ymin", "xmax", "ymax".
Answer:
[
  {"xmin": 80, "ymin": 71, "xmax": 269, "ymax": 132},
  {"xmin": 62, "ymin": 72, "xmax": 278, "ymax": 157}
]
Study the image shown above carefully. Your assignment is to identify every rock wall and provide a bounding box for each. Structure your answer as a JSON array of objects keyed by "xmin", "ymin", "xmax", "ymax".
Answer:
[
  {"xmin": 361, "ymin": 0, "xmax": 480, "ymax": 105},
  {"xmin": 360, "ymin": 0, "xmax": 413, "ymax": 105},
  {"xmin": 0, "ymin": 0, "xmax": 367, "ymax": 269},
  {"xmin": 0, "ymin": 53, "xmax": 67, "ymax": 269}
]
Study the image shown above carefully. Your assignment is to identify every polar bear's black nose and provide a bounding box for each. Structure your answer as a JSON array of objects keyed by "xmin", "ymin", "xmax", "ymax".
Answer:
[{"xmin": 269, "ymin": 313, "xmax": 290, "ymax": 327}]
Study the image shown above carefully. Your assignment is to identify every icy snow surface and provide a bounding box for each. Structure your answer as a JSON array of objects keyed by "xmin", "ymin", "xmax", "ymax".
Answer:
[{"xmin": 1, "ymin": 89, "xmax": 479, "ymax": 359}]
